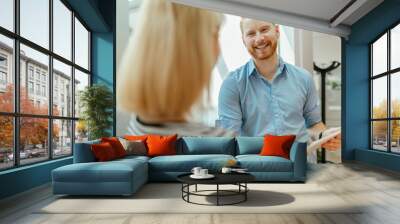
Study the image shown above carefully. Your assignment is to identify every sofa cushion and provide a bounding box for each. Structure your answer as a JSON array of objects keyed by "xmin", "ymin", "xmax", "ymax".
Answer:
[
  {"xmin": 236, "ymin": 137, "xmax": 264, "ymax": 155},
  {"xmin": 149, "ymin": 154, "xmax": 235, "ymax": 172},
  {"xmin": 236, "ymin": 155, "xmax": 293, "ymax": 172},
  {"xmin": 91, "ymin": 142, "xmax": 118, "ymax": 161},
  {"xmin": 259, "ymin": 135, "xmax": 296, "ymax": 159},
  {"xmin": 178, "ymin": 137, "xmax": 235, "ymax": 155},
  {"xmin": 119, "ymin": 138, "xmax": 147, "ymax": 156},
  {"xmin": 53, "ymin": 158, "xmax": 147, "ymax": 183},
  {"xmin": 101, "ymin": 137, "xmax": 127, "ymax": 158},
  {"xmin": 147, "ymin": 134, "xmax": 177, "ymax": 157}
]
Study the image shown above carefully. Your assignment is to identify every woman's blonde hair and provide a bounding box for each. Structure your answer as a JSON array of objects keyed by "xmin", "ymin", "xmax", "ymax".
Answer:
[{"xmin": 117, "ymin": 0, "xmax": 223, "ymax": 122}]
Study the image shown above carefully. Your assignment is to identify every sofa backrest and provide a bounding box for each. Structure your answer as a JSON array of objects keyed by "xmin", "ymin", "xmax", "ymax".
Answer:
[
  {"xmin": 73, "ymin": 139, "xmax": 100, "ymax": 163},
  {"xmin": 177, "ymin": 137, "xmax": 236, "ymax": 155},
  {"xmin": 235, "ymin": 137, "xmax": 264, "ymax": 155}
]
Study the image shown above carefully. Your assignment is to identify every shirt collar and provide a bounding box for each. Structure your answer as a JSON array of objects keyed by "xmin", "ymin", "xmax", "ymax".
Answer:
[{"xmin": 248, "ymin": 56, "xmax": 287, "ymax": 79}]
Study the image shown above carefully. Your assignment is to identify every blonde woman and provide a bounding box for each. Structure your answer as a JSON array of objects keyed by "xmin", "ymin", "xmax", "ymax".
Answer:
[{"xmin": 117, "ymin": 0, "xmax": 231, "ymax": 137}]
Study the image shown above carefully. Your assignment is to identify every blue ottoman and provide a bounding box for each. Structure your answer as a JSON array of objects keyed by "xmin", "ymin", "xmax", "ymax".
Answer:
[{"xmin": 52, "ymin": 156, "xmax": 148, "ymax": 196}]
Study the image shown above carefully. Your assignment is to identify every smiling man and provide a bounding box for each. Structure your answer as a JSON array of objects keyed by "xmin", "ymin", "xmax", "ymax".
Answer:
[{"xmin": 216, "ymin": 18, "xmax": 341, "ymax": 150}]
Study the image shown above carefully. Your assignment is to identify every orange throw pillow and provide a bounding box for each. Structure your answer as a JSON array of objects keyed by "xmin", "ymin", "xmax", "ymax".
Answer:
[
  {"xmin": 146, "ymin": 134, "xmax": 177, "ymax": 157},
  {"xmin": 124, "ymin": 135, "xmax": 148, "ymax": 142},
  {"xmin": 91, "ymin": 142, "xmax": 117, "ymax": 161},
  {"xmin": 101, "ymin": 137, "xmax": 127, "ymax": 158},
  {"xmin": 259, "ymin": 134, "xmax": 296, "ymax": 159}
]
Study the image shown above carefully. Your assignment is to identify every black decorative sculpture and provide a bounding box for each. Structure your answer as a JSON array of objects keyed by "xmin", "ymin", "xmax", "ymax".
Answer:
[{"xmin": 313, "ymin": 61, "xmax": 341, "ymax": 163}]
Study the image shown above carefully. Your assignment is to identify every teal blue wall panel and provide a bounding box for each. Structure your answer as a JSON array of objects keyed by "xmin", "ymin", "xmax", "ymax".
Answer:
[
  {"xmin": 0, "ymin": 158, "xmax": 72, "ymax": 199},
  {"xmin": 344, "ymin": 0, "xmax": 400, "ymax": 172},
  {"xmin": 355, "ymin": 149, "xmax": 400, "ymax": 172},
  {"xmin": 91, "ymin": 32, "xmax": 115, "ymax": 135},
  {"xmin": 92, "ymin": 33, "xmax": 114, "ymax": 87}
]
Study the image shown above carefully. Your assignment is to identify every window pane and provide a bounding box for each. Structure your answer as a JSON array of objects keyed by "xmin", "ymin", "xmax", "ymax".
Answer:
[
  {"xmin": 372, "ymin": 33, "xmax": 387, "ymax": 76},
  {"xmin": 391, "ymin": 120, "xmax": 400, "ymax": 153},
  {"xmin": 74, "ymin": 18, "xmax": 89, "ymax": 70},
  {"xmin": 53, "ymin": 59, "xmax": 72, "ymax": 117},
  {"xmin": 372, "ymin": 121, "xmax": 388, "ymax": 151},
  {"xmin": 20, "ymin": 117, "xmax": 49, "ymax": 165},
  {"xmin": 20, "ymin": 44, "xmax": 49, "ymax": 115},
  {"xmin": 75, "ymin": 120, "xmax": 88, "ymax": 143},
  {"xmin": 0, "ymin": 34, "xmax": 14, "ymax": 112},
  {"xmin": 20, "ymin": 0, "xmax": 49, "ymax": 49},
  {"xmin": 391, "ymin": 24, "xmax": 400, "ymax": 70},
  {"xmin": 0, "ymin": 0, "xmax": 14, "ymax": 31},
  {"xmin": 372, "ymin": 77, "xmax": 387, "ymax": 119},
  {"xmin": 53, "ymin": 119, "xmax": 72, "ymax": 158},
  {"xmin": 391, "ymin": 72, "xmax": 400, "ymax": 118},
  {"xmin": 53, "ymin": 0, "xmax": 72, "ymax": 60},
  {"xmin": 0, "ymin": 116, "xmax": 13, "ymax": 170},
  {"xmin": 74, "ymin": 69, "xmax": 89, "ymax": 118}
]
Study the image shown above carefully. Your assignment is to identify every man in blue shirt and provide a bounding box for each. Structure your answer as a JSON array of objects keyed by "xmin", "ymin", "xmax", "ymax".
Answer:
[{"xmin": 216, "ymin": 18, "xmax": 340, "ymax": 150}]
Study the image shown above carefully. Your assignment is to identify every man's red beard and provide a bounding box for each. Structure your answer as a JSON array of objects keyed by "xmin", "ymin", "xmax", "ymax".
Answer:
[{"xmin": 249, "ymin": 40, "xmax": 278, "ymax": 61}]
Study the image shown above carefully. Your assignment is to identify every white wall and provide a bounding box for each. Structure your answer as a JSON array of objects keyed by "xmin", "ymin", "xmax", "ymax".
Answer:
[
  {"xmin": 116, "ymin": 0, "xmax": 132, "ymax": 136},
  {"xmin": 313, "ymin": 32, "xmax": 342, "ymax": 163}
]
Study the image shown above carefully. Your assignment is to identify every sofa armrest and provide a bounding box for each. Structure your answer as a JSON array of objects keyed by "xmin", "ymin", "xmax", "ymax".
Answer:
[
  {"xmin": 73, "ymin": 140, "xmax": 100, "ymax": 163},
  {"xmin": 289, "ymin": 142, "xmax": 307, "ymax": 181}
]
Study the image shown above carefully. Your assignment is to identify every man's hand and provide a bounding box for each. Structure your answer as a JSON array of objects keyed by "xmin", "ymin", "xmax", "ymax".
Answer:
[{"xmin": 321, "ymin": 134, "xmax": 341, "ymax": 151}]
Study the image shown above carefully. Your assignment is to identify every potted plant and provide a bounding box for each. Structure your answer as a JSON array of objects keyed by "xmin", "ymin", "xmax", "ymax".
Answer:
[{"xmin": 79, "ymin": 84, "xmax": 113, "ymax": 140}]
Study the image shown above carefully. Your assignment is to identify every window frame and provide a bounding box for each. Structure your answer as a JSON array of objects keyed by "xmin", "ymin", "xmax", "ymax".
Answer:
[
  {"xmin": 0, "ymin": 0, "xmax": 92, "ymax": 171},
  {"xmin": 370, "ymin": 20, "xmax": 400, "ymax": 154}
]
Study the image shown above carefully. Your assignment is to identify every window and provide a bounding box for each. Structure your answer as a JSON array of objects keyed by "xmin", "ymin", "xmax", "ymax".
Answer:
[
  {"xmin": 53, "ymin": 0, "xmax": 72, "ymax": 60},
  {"xmin": 74, "ymin": 18, "xmax": 89, "ymax": 70},
  {"xmin": 0, "ymin": 34, "xmax": 13, "ymax": 113},
  {"xmin": 20, "ymin": 0, "xmax": 49, "ymax": 49},
  {"xmin": 0, "ymin": 0, "xmax": 14, "ymax": 32},
  {"xmin": 35, "ymin": 70, "xmax": 40, "ymax": 81},
  {"xmin": 0, "ymin": 54, "xmax": 7, "ymax": 67},
  {"xmin": 0, "ymin": 116, "xmax": 13, "ymax": 170},
  {"xmin": 28, "ymin": 67, "xmax": 34, "ymax": 80},
  {"xmin": 53, "ymin": 59, "xmax": 72, "ymax": 117},
  {"xmin": 0, "ymin": 0, "xmax": 91, "ymax": 170},
  {"xmin": 35, "ymin": 83, "xmax": 40, "ymax": 95},
  {"xmin": 42, "ymin": 85, "xmax": 46, "ymax": 97},
  {"xmin": 28, "ymin": 81, "xmax": 34, "ymax": 94},
  {"xmin": 0, "ymin": 71, "xmax": 6, "ymax": 85},
  {"xmin": 371, "ymin": 22, "xmax": 400, "ymax": 153}
]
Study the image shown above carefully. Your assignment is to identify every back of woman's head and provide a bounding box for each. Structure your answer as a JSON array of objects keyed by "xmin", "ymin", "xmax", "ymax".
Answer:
[{"xmin": 117, "ymin": 0, "xmax": 222, "ymax": 122}]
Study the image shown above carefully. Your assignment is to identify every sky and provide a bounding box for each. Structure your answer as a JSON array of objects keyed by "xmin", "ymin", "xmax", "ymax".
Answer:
[{"xmin": 0, "ymin": 0, "xmax": 89, "ymax": 75}]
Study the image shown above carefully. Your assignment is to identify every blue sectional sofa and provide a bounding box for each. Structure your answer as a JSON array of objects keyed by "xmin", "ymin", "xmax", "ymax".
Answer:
[{"xmin": 52, "ymin": 137, "xmax": 307, "ymax": 196}]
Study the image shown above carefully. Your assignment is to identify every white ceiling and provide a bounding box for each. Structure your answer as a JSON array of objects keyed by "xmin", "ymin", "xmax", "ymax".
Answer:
[{"xmin": 170, "ymin": 0, "xmax": 384, "ymax": 38}]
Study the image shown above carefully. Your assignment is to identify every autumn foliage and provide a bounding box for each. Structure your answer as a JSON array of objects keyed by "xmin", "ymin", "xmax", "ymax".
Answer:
[
  {"xmin": 0, "ymin": 84, "xmax": 59, "ymax": 150},
  {"xmin": 372, "ymin": 99, "xmax": 400, "ymax": 141}
]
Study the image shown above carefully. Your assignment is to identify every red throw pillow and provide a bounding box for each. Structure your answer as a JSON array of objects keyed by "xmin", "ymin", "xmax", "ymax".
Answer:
[
  {"xmin": 146, "ymin": 134, "xmax": 177, "ymax": 157},
  {"xmin": 91, "ymin": 142, "xmax": 117, "ymax": 161},
  {"xmin": 259, "ymin": 134, "xmax": 296, "ymax": 159},
  {"xmin": 101, "ymin": 137, "xmax": 127, "ymax": 158}
]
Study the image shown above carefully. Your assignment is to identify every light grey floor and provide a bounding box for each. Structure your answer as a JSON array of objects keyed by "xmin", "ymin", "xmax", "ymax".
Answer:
[{"xmin": 1, "ymin": 162, "xmax": 400, "ymax": 224}]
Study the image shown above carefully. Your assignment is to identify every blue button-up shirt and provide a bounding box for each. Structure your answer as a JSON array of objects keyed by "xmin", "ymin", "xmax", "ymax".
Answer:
[{"xmin": 216, "ymin": 58, "xmax": 321, "ymax": 142}]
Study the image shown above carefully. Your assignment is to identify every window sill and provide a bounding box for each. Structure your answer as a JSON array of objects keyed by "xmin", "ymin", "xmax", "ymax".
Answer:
[{"xmin": 0, "ymin": 156, "xmax": 72, "ymax": 176}]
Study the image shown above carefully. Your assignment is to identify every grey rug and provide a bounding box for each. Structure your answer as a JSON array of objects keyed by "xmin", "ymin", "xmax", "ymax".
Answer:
[{"xmin": 38, "ymin": 183, "xmax": 362, "ymax": 214}]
